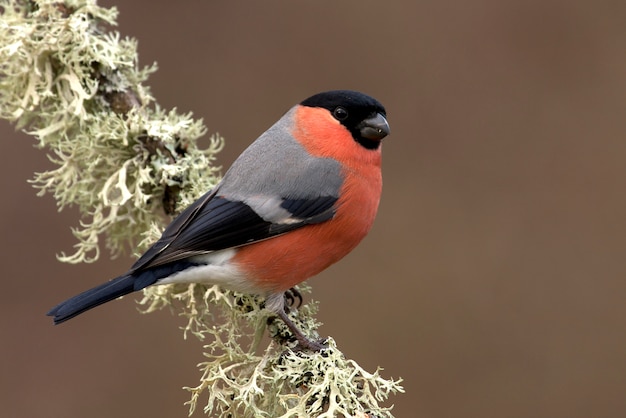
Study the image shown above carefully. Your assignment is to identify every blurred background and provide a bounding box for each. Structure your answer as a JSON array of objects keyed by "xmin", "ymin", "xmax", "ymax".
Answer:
[{"xmin": 2, "ymin": 1, "xmax": 625, "ymax": 417}]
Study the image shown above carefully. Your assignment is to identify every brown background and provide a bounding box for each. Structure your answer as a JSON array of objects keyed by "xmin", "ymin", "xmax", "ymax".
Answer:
[{"xmin": 2, "ymin": 1, "xmax": 625, "ymax": 417}]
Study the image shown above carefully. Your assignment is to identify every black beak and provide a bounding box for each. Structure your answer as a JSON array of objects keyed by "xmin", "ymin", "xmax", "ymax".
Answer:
[{"xmin": 358, "ymin": 113, "xmax": 390, "ymax": 141}]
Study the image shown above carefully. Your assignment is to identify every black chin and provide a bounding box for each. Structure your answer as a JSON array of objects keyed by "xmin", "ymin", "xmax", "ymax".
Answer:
[{"xmin": 355, "ymin": 136, "xmax": 382, "ymax": 150}]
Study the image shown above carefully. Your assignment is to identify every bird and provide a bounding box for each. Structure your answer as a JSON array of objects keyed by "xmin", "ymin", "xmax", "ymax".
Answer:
[{"xmin": 47, "ymin": 90, "xmax": 390, "ymax": 350}]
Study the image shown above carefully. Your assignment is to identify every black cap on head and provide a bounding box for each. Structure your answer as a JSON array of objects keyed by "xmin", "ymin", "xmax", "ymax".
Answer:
[{"xmin": 301, "ymin": 90, "xmax": 389, "ymax": 150}]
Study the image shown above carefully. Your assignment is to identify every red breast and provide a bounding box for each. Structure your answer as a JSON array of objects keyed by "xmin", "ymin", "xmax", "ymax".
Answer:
[{"xmin": 232, "ymin": 105, "xmax": 383, "ymax": 292}]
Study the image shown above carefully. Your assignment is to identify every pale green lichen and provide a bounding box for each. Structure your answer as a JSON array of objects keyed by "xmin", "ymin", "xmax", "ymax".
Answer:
[
  {"xmin": 0, "ymin": 0, "xmax": 222, "ymax": 261},
  {"xmin": 140, "ymin": 283, "xmax": 404, "ymax": 417},
  {"xmin": 0, "ymin": 1, "xmax": 404, "ymax": 416}
]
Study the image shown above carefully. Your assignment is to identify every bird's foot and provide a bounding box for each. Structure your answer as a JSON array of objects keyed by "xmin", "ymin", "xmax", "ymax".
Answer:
[
  {"xmin": 283, "ymin": 287, "xmax": 303, "ymax": 311},
  {"xmin": 275, "ymin": 309, "xmax": 327, "ymax": 352}
]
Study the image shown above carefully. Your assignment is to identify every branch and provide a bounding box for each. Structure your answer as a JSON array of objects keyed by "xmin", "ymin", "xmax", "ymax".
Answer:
[
  {"xmin": 0, "ymin": 0, "xmax": 221, "ymax": 262},
  {"xmin": 0, "ymin": 1, "xmax": 404, "ymax": 416}
]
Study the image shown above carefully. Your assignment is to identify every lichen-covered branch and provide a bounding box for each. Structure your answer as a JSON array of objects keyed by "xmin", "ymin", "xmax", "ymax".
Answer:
[
  {"xmin": 0, "ymin": 1, "xmax": 403, "ymax": 416},
  {"xmin": 0, "ymin": 0, "xmax": 222, "ymax": 262},
  {"xmin": 142, "ymin": 283, "xmax": 404, "ymax": 417}
]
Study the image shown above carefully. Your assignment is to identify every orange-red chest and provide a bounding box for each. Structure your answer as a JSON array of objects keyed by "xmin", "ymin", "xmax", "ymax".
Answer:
[{"xmin": 232, "ymin": 106, "xmax": 383, "ymax": 292}]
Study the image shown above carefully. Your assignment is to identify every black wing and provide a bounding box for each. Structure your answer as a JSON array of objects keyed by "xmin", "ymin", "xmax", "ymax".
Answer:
[{"xmin": 129, "ymin": 190, "xmax": 337, "ymax": 273}]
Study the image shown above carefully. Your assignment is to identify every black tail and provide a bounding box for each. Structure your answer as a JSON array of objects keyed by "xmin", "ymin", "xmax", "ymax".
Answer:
[{"xmin": 47, "ymin": 275, "xmax": 137, "ymax": 324}]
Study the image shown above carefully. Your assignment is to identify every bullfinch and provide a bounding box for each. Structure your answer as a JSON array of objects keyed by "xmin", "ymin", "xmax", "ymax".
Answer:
[{"xmin": 47, "ymin": 90, "xmax": 390, "ymax": 350}]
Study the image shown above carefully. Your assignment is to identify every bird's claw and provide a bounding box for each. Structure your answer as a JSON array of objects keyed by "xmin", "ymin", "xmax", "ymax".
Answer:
[
  {"xmin": 283, "ymin": 287, "xmax": 303, "ymax": 311},
  {"xmin": 273, "ymin": 308, "xmax": 326, "ymax": 352}
]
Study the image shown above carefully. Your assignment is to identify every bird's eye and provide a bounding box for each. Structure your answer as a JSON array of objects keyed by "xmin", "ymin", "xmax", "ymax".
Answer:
[{"xmin": 333, "ymin": 106, "xmax": 349, "ymax": 121}]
